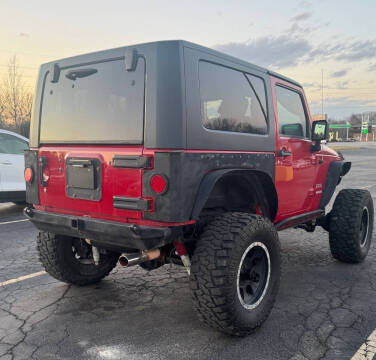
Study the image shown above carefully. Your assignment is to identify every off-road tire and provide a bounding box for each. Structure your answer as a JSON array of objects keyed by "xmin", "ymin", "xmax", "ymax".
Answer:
[
  {"xmin": 329, "ymin": 189, "xmax": 374, "ymax": 263},
  {"xmin": 37, "ymin": 232, "xmax": 119, "ymax": 286},
  {"xmin": 190, "ymin": 212, "xmax": 281, "ymax": 336}
]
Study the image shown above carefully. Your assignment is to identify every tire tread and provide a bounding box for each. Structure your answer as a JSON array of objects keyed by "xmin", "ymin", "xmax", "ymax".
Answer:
[
  {"xmin": 190, "ymin": 212, "xmax": 280, "ymax": 336},
  {"xmin": 37, "ymin": 232, "xmax": 118, "ymax": 286},
  {"xmin": 329, "ymin": 189, "xmax": 373, "ymax": 263}
]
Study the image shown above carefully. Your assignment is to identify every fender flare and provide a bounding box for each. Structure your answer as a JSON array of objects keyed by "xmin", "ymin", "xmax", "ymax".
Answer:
[
  {"xmin": 319, "ymin": 160, "xmax": 351, "ymax": 209},
  {"xmin": 190, "ymin": 169, "xmax": 278, "ymax": 221}
]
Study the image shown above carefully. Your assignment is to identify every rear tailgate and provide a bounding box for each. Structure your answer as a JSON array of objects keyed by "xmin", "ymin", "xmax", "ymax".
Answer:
[
  {"xmin": 31, "ymin": 52, "xmax": 147, "ymax": 222},
  {"xmin": 35, "ymin": 146, "xmax": 149, "ymax": 222}
]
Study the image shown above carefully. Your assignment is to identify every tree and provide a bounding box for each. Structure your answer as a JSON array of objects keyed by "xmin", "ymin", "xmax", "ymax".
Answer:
[
  {"xmin": 0, "ymin": 56, "xmax": 33, "ymax": 137},
  {"xmin": 348, "ymin": 113, "xmax": 362, "ymax": 127}
]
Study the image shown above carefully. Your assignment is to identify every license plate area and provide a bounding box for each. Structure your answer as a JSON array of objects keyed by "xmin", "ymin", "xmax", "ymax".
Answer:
[{"xmin": 66, "ymin": 158, "xmax": 101, "ymax": 201}]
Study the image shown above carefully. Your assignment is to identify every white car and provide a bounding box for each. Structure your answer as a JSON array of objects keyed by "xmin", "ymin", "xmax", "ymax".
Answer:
[{"xmin": 0, "ymin": 129, "xmax": 29, "ymax": 203}]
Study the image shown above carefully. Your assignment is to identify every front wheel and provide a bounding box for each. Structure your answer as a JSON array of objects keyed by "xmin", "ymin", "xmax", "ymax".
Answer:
[
  {"xmin": 190, "ymin": 212, "xmax": 281, "ymax": 336},
  {"xmin": 37, "ymin": 232, "xmax": 119, "ymax": 286},
  {"xmin": 329, "ymin": 189, "xmax": 374, "ymax": 263}
]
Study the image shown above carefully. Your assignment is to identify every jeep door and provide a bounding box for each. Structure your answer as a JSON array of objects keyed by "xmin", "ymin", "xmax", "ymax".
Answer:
[{"xmin": 271, "ymin": 77, "xmax": 317, "ymax": 218}]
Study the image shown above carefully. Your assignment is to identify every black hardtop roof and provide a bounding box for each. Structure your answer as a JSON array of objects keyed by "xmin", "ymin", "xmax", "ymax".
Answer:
[
  {"xmin": 180, "ymin": 40, "xmax": 301, "ymax": 87},
  {"xmin": 41, "ymin": 40, "xmax": 302, "ymax": 88}
]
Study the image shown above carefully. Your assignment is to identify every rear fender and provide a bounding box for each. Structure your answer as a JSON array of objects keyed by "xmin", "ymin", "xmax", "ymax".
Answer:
[{"xmin": 191, "ymin": 169, "xmax": 278, "ymax": 221}]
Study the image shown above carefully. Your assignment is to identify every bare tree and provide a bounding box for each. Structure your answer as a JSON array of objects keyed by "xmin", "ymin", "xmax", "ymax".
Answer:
[
  {"xmin": 0, "ymin": 56, "xmax": 33, "ymax": 137},
  {"xmin": 0, "ymin": 80, "xmax": 7, "ymax": 129}
]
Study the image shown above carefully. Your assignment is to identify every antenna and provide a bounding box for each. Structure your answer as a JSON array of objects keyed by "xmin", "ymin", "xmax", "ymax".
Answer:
[{"xmin": 321, "ymin": 69, "xmax": 324, "ymax": 116}]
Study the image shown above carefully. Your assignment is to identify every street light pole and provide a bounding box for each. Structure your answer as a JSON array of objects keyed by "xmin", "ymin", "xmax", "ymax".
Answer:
[{"xmin": 321, "ymin": 69, "xmax": 324, "ymax": 116}]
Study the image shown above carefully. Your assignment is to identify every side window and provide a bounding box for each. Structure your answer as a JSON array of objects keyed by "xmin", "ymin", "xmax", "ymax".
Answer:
[
  {"xmin": 245, "ymin": 74, "xmax": 267, "ymax": 116},
  {"xmin": 199, "ymin": 61, "xmax": 267, "ymax": 135},
  {"xmin": 0, "ymin": 133, "xmax": 28, "ymax": 154},
  {"xmin": 276, "ymin": 85, "xmax": 308, "ymax": 138}
]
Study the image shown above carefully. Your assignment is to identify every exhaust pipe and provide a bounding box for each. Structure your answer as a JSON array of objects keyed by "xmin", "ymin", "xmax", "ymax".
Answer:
[{"xmin": 119, "ymin": 248, "xmax": 160, "ymax": 268}]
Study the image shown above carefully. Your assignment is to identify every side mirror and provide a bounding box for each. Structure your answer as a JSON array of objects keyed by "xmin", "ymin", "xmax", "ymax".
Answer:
[{"xmin": 311, "ymin": 120, "xmax": 328, "ymax": 152}]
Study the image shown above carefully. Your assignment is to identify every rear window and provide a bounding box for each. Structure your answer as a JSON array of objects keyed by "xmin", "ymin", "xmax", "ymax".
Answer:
[{"xmin": 40, "ymin": 58, "xmax": 145, "ymax": 144}]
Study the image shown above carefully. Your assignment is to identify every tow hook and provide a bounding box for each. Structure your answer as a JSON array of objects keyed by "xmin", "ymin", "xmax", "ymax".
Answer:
[{"xmin": 173, "ymin": 240, "xmax": 191, "ymax": 275}]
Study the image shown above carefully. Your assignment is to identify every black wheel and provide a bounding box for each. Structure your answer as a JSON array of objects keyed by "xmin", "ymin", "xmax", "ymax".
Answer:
[
  {"xmin": 190, "ymin": 212, "xmax": 281, "ymax": 336},
  {"xmin": 37, "ymin": 232, "xmax": 119, "ymax": 286},
  {"xmin": 329, "ymin": 189, "xmax": 374, "ymax": 263}
]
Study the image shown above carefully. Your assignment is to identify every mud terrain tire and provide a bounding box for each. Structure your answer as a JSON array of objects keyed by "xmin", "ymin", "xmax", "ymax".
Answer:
[
  {"xmin": 329, "ymin": 189, "xmax": 374, "ymax": 263},
  {"xmin": 37, "ymin": 232, "xmax": 119, "ymax": 285},
  {"xmin": 190, "ymin": 212, "xmax": 280, "ymax": 336}
]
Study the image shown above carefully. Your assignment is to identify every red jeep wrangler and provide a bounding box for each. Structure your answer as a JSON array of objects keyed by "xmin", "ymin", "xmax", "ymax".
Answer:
[{"xmin": 25, "ymin": 41, "xmax": 374, "ymax": 336}]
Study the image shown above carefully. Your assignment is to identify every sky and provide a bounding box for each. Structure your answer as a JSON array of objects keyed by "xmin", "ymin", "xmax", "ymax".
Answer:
[{"xmin": 0, "ymin": 0, "xmax": 375, "ymax": 119}]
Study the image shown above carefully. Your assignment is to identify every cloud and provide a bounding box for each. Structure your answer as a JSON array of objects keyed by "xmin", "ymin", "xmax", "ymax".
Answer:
[
  {"xmin": 334, "ymin": 80, "xmax": 349, "ymax": 89},
  {"xmin": 302, "ymin": 82, "xmax": 317, "ymax": 88},
  {"xmin": 309, "ymin": 96, "xmax": 376, "ymax": 117},
  {"xmin": 309, "ymin": 40, "xmax": 376, "ymax": 63},
  {"xmin": 290, "ymin": 11, "xmax": 313, "ymax": 22},
  {"xmin": 338, "ymin": 40, "xmax": 376, "ymax": 61},
  {"xmin": 297, "ymin": 1, "xmax": 312, "ymax": 8},
  {"xmin": 285, "ymin": 21, "xmax": 325, "ymax": 37},
  {"xmin": 331, "ymin": 69, "xmax": 348, "ymax": 78},
  {"xmin": 215, "ymin": 37, "xmax": 376, "ymax": 70},
  {"xmin": 214, "ymin": 23, "xmax": 375, "ymax": 72},
  {"xmin": 214, "ymin": 35, "xmax": 311, "ymax": 68}
]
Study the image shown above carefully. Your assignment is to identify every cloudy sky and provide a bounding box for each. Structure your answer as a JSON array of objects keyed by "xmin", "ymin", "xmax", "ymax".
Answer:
[{"xmin": 1, "ymin": 0, "xmax": 375, "ymax": 119}]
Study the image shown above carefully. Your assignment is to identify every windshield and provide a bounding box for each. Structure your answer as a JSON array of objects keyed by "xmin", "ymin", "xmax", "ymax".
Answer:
[{"xmin": 40, "ymin": 57, "xmax": 145, "ymax": 144}]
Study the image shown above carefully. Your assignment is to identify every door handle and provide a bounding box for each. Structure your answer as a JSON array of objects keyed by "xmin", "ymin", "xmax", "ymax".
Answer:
[
  {"xmin": 0, "ymin": 161, "xmax": 12, "ymax": 165},
  {"xmin": 278, "ymin": 149, "xmax": 292, "ymax": 157}
]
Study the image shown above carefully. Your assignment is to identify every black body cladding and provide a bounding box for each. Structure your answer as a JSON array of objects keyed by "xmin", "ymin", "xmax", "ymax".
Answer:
[
  {"xmin": 143, "ymin": 152, "xmax": 276, "ymax": 222},
  {"xmin": 319, "ymin": 161, "xmax": 351, "ymax": 209}
]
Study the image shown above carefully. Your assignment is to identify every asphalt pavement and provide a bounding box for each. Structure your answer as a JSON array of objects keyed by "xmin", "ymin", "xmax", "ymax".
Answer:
[{"xmin": 1, "ymin": 145, "xmax": 376, "ymax": 360}]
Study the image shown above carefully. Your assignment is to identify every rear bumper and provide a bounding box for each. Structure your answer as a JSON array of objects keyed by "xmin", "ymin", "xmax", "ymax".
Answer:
[{"xmin": 24, "ymin": 207, "xmax": 175, "ymax": 251}]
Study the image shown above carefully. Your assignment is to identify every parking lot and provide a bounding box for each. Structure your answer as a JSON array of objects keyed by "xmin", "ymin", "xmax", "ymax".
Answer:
[{"xmin": 0, "ymin": 144, "xmax": 376, "ymax": 360}]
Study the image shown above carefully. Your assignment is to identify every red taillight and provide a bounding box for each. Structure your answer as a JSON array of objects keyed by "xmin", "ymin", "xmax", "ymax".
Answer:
[
  {"xmin": 150, "ymin": 174, "xmax": 168, "ymax": 194},
  {"xmin": 24, "ymin": 168, "xmax": 33, "ymax": 183}
]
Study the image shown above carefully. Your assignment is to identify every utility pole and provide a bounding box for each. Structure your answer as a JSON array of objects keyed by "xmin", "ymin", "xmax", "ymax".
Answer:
[
  {"xmin": 321, "ymin": 69, "xmax": 324, "ymax": 116},
  {"xmin": 346, "ymin": 124, "xmax": 349, "ymax": 141},
  {"xmin": 360, "ymin": 113, "xmax": 363, "ymax": 142}
]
